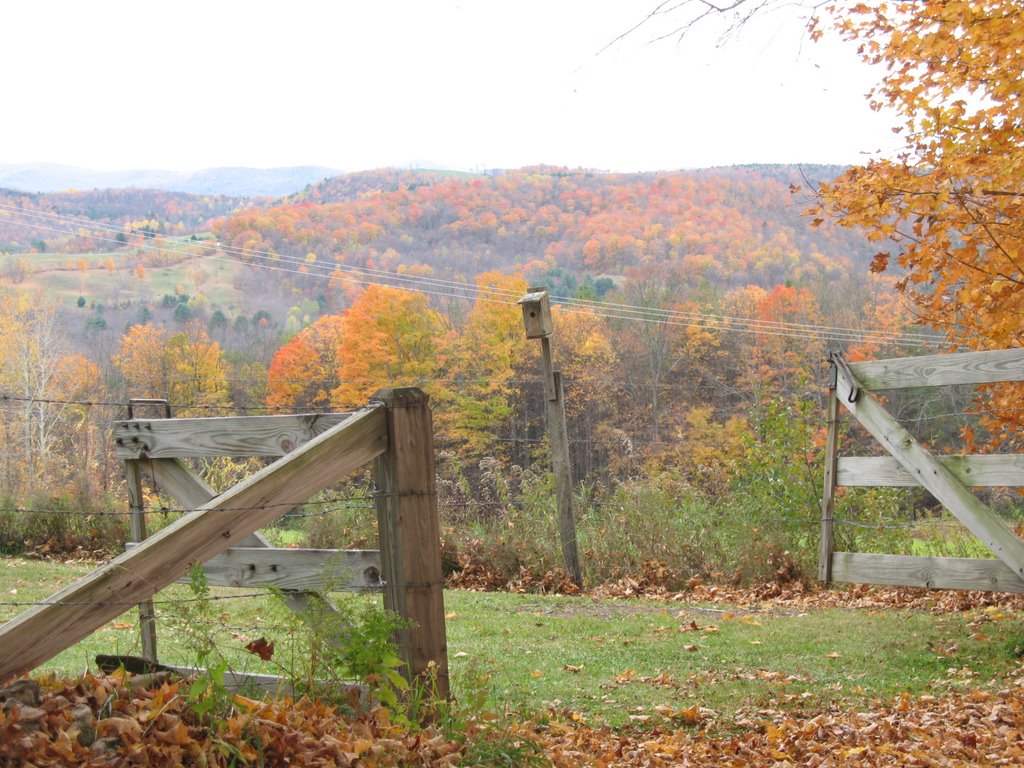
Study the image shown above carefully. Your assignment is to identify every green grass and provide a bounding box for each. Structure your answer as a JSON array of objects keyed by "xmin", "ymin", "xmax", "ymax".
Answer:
[
  {"xmin": 2, "ymin": 557, "xmax": 1022, "ymax": 731},
  {"xmin": 443, "ymin": 592, "xmax": 1020, "ymax": 728},
  {"xmin": 16, "ymin": 247, "xmax": 244, "ymax": 310}
]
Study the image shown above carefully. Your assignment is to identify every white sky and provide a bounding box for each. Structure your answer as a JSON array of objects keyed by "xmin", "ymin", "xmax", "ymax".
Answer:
[{"xmin": 2, "ymin": 1, "xmax": 901, "ymax": 173}]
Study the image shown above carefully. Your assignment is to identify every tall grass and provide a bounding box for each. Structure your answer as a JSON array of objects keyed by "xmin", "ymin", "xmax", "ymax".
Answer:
[{"xmin": 0, "ymin": 492, "xmax": 127, "ymax": 556}]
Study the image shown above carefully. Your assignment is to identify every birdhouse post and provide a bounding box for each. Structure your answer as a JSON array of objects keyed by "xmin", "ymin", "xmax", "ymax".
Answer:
[
  {"xmin": 518, "ymin": 289, "xmax": 556, "ymax": 401},
  {"xmin": 517, "ymin": 288, "xmax": 583, "ymax": 588}
]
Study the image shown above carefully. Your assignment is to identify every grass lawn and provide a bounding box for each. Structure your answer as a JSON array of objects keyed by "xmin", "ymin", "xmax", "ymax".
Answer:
[{"xmin": 2, "ymin": 556, "xmax": 1022, "ymax": 732}]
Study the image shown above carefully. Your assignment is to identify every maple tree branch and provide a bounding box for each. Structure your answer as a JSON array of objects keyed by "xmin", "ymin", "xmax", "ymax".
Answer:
[
  {"xmin": 980, "ymin": 189, "xmax": 1024, "ymax": 197},
  {"xmin": 599, "ymin": 0, "xmax": 827, "ymax": 54},
  {"xmin": 954, "ymin": 191, "xmax": 1024, "ymax": 279}
]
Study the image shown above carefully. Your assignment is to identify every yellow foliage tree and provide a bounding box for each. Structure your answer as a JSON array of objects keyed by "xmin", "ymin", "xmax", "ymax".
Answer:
[
  {"xmin": 436, "ymin": 272, "xmax": 530, "ymax": 455},
  {"xmin": 114, "ymin": 322, "xmax": 231, "ymax": 416}
]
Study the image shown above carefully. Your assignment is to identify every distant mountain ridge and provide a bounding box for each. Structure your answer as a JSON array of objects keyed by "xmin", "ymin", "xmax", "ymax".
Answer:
[{"xmin": 0, "ymin": 163, "xmax": 343, "ymax": 197}]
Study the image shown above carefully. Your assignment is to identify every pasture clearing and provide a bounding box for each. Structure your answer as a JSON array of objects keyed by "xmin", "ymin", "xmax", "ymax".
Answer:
[{"xmin": 2, "ymin": 556, "xmax": 1022, "ymax": 733}]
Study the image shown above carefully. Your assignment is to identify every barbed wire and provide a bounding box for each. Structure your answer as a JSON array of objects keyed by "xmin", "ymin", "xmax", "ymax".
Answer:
[
  {"xmin": 3, "ymin": 389, "xmax": 1013, "ymax": 439},
  {"xmin": 0, "ymin": 591, "xmax": 270, "ymax": 609}
]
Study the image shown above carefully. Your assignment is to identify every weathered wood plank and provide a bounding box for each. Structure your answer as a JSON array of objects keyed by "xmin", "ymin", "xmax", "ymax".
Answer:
[
  {"xmin": 144, "ymin": 458, "xmax": 338, "ymax": 615},
  {"xmin": 830, "ymin": 552, "xmax": 1024, "ymax": 592},
  {"xmin": 145, "ymin": 459, "xmax": 272, "ymax": 546},
  {"xmin": 849, "ymin": 348, "xmax": 1024, "ymax": 391},
  {"xmin": 374, "ymin": 388, "xmax": 449, "ymax": 698},
  {"xmin": 146, "ymin": 458, "xmax": 219, "ymax": 509},
  {"xmin": 838, "ymin": 455, "xmax": 1024, "ymax": 487},
  {"xmin": 167, "ymin": 668, "xmax": 296, "ymax": 696},
  {"xmin": 0, "ymin": 404, "xmax": 388, "ymax": 682},
  {"xmin": 125, "ymin": 545, "xmax": 383, "ymax": 591},
  {"xmin": 834, "ymin": 357, "xmax": 1024, "ymax": 578},
  {"xmin": 112, "ymin": 413, "xmax": 354, "ymax": 459},
  {"xmin": 161, "ymin": 666, "xmax": 368, "ymax": 704},
  {"xmin": 818, "ymin": 387, "xmax": 840, "ymax": 583},
  {"xmin": 197, "ymin": 548, "xmax": 382, "ymax": 591}
]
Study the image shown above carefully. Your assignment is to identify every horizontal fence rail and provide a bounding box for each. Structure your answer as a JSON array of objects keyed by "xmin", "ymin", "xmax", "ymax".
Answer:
[{"xmin": 820, "ymin": 349, "xmax": 1024, "ymax": 593}]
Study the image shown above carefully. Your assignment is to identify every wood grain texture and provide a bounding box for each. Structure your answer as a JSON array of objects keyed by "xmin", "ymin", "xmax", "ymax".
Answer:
[
  {"xmin": 849, "ymin": 348, "xmax": 1024, "ymax": 390},
  {"xmin": 830, "ymin": 552, "xmax": 1024, "ymax": 592},
  {"xmin": 373, "ymin": 388, "xmax": 449, "ymax": 698},
  {"xmin": 834, "ymin": 358, "xmax": 1024, "ymax": 578},
  {"xmin": 818, "ymin": 388, "xmax": 840, "ymax": 583},
  {"xmin": 838, "ymin": 455, "xmax": 1024, "ymax": 487},
  {"xmin": 112, "ymin": 413, "xmax": 353, "ymax": 459},
  {"xmin": 0, "ymin": 405, "xmax": 387, "ymax": 683},
  {"xmin": 125, "ymin": 545, "xmax": 383, "ymax": 592}
]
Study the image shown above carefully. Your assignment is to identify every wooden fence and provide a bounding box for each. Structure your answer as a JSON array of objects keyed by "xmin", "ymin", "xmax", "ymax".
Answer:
[
  {"xmin": 0, "ymin": 387, "xmax": 449, "ymax": 697},
  {"xmin": 819, "ymin": 349, "xmax": 1024, "ymax": 593}
]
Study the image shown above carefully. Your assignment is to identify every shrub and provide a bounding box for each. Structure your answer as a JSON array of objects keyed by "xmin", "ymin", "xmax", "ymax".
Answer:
[{"xmin": 0, "ymin": 492, "xmax": 127, "ymax": 557}]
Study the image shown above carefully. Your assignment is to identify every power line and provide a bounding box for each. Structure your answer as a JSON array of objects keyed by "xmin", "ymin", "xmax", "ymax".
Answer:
[{"xmin": 0, "ymin": 201, "xmax": 949, "ymax": 349}]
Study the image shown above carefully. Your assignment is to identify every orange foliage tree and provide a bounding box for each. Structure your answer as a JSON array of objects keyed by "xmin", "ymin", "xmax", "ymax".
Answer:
[
  {"xmin": 330, "ymin": 285, "xmax": 442, "ymax": 407},
  {"xmin": 809, "ymin": 0, "xmax": 1024, "ymax": 443},
  {"xmin": 266, "ymin": 314, "xmax": 346, "ymax": 411},
  {"xmin": 751, "ymin": 284, "xmax": 825, "ymax": 394}
]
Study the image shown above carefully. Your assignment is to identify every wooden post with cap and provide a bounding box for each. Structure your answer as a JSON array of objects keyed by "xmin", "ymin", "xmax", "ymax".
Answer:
[{"xmin": 517, "ymin": 288, "xmax": 583, "ymax": 588}]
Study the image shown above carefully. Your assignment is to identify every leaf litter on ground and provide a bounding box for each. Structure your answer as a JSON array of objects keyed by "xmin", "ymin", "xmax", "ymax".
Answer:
[
  {"xmin": 5, "ymin": 575, "xmax": 1024, "ymax": 765},
  {"xmin": 4, "ymin": 667, "xmax": 1024, "ymax": 766}
]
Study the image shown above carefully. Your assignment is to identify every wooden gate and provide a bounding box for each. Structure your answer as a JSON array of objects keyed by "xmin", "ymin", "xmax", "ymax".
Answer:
[
  {"xmin": 819, "ymin": 349, "xmax": 1024, "ymax": 592},
  {"xmin": 0, "ymin": 387, "xmax": 449, "ymax": 697}
]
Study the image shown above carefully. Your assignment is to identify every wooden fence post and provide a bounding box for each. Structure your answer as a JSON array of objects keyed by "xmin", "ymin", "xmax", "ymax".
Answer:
[
  {"xmin": 125, "ymin": 460, "xmax": 158, "ymax": 664},
  {"xmin": 818, "ymin": 359, "xmax": 840, "ymax": 583},
  {"xmin": 516, "ymin": 288, "xmax": 583, "ymax": 589},
  {"xmin": 548, "ymin": 371, "xmax": 582, "ymax": 588},
  {"xmin": 373, "ymin": 387, "xmax": 449, "ymax": 699}
]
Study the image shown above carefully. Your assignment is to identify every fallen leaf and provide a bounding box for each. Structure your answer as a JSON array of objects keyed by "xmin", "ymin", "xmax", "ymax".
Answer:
[
  {"xmin": 96, "ymin": 716, "xmax": 143, "ymax": 743},
  {"xmin": 244, "ymin": 637, "xmax": 275, "ymax": 661},
  {"xmin": 153, "ymin": 720, "xmax": 191, "ymax": 745}
]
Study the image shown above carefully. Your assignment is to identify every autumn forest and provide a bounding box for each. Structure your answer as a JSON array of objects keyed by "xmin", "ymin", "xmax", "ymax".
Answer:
[
  {"xmin": 5, "ymin": 2, "xmax": 1024, "ymax": 763},
  {"xmin": 5, "ymin": 0, "xmax": 1024, "ymax": 590},
  {"xmin": 0, "ymin": 159, "xmax": 974, "ymax": 586}
]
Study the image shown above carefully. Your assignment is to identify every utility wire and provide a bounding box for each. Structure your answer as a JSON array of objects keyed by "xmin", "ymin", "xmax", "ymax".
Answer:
[{"xmin": 0, "ymin": 202, "xmax": 949, "ymax": 348}]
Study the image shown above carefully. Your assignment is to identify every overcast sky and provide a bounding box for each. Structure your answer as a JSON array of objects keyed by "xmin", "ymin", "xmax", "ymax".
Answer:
[{"xmin": 2, "ymin": 1, "xmax": 901, "ymax": 173}]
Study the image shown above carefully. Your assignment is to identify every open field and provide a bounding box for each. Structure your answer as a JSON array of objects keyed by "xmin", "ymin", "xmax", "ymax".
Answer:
[
  {"xmin": 2, "ymin": 556, "xmax": 1022, "ymax": 733},
  {"xmin": 8, "ymin": 243, "xmax": 245, "ymax": 311}
]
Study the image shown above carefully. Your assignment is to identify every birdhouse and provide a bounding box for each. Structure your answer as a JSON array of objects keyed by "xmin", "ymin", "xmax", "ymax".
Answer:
[{"xmin": 517, "ymin": 288, "xmax": 553, "ymax": 339}]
